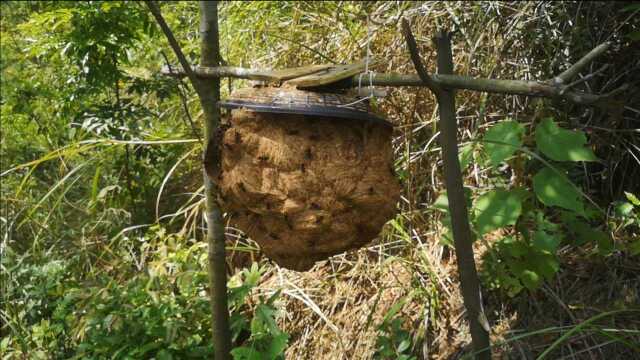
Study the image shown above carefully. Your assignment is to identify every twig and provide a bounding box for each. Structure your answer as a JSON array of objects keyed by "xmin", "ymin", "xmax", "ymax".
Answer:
[
  {"xmin": 553, "ymin": 42, "xmax": 610, "ymax": 85},
  {"xmin": 160, "ymin": 51, "xmax": 202, "ymax": 142},
  {"xmin": 400, "ymin": 18, "xmax": 441, "ymax": 94},
  {"xmin": 559, "ymin": 64, "xmax": 610, "ymax": 95},
  {"xmin": 265, "ymin": 31, "xmax": 337, "ymax": 64},
  {"xmin": 146, "ymin": 1, "xmax": 200, "ymax": 91}
]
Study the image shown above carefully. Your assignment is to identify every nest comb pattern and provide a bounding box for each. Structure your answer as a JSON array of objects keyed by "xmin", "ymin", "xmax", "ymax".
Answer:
[{"xmin": 219, "ymin": 109, "xmax": 400, "ymax": 271}]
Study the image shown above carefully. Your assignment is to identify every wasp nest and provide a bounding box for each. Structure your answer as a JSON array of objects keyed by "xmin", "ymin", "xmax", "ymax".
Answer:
[{"xmin": 219, "ymin": 109, "xmax": 400, "ymax": 271}]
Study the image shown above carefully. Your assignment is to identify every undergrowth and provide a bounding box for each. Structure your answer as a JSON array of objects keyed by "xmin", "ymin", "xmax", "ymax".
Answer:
[{"xmin": 1, "ymin": 1, "xmax": 639, "ymax": 359}]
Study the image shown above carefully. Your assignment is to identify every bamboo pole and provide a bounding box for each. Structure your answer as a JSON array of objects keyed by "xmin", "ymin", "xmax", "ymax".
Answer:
[
  {"xmin": 198, "ymin": 3, "xmax": 232, "ymax": 359},
  {"xmin": 147, "ymin": 1, "xmax": 231, "ymax": 358}
]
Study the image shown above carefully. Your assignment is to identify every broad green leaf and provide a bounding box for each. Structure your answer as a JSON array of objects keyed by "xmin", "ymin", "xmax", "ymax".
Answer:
[
  {"xmin": 504, "ymin": 276, "xmax": 524, "ymax": 297},
  {"xmin": 156, "ymin": 350, "xmax": 174, "ymax": 360},
  {"xmin": 562, "ymin": 211, "xmax": 611, "ymax": 247},
  {"xmin": 500, "ymin": 236, "xmax": 528, "ymax": 258},
  {"xmin": 473, "ymin": 189, "xmax": 522, "ymax": 235},
  {"xmin": 535, "ymin": 118, "xmax": 597, "ymax": 161},
  {"xmin": 397, "ymin": 339, "xmax": 411, "ymax": 353},
  {"xmin": 532, "ymin": 230, "xmax": 560, "ymax": 253},
  {"xmin": 533, "ymin": 167, "xmax": 584, "ymax": 214},
  {"xmin": 433, "ymin": 193, "xmax": 449, "ymax": 212},
  {"xmin": 266, "ymin": 333, "xmax": 289, "ymax": 359},
  {"xmin": 231, "ymin": 346, "xmax": 261, "ymax": 360},
  {"xmin": 483, "ymin": 120, "xmax": 524, "ymax": 166},
  {"xmin": 562, "ymin": 212, "xmax": 595, "ymax": 246},
  {"xmin": 529, "ymin": 252, "xmax": 560, "ymax": 280},
  {"xmin": 256, "ymin": 304, "xmax": 279, "ymax": 334},
  {"xmin": 432, "ymin": 188, "xmax": 473, "ymax": 213}
]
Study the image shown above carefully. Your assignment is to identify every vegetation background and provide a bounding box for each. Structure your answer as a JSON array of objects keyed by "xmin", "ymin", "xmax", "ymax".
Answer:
[{"xmin": 1, "ymin": 1, "xmax": 639, "ymax": 359}]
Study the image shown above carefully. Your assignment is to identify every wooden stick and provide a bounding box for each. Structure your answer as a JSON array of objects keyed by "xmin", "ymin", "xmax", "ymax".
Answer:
[
  {"xmin": 404, "ymin": 21, "xmax": 492, "ymax": 359},
  {"xmin": 198, "ymin": 2, "xmax": 232, "ymax": 359},
  {"xmin": 160, "ymin": 65, "xmax": 626, "ymax": 107},
  {"xmin": 553, "ymin": 42, "xmax": 610, "ymax": 85},
  {"xmin": 433, "ymin": 30, "xmax": 492, "ymax": 360},
  {"xmin": 146, "ymin": 1, "xmax": 200, "ymax": 93},
  {"xmin": 401, "ymin": 19, "xmax": 440, "ymax": 94},
  {"xmin": 146, "ymin": 1, "xmax": 232, "ymax": 358}
]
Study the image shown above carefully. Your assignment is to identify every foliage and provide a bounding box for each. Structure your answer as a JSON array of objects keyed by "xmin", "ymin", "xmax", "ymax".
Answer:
[
  {"xmin": 1, "ymin": 227, "xmax": 288, "ymax": 359},
  {"xmin": 373, "ymin": 296, "xmax": 418, "ymax": 360},
  {"xmin": 2, "ymin": 1, "xmax": 638, "ymax": 359},
  {"xmin": 434, "ymin": 117, "xmax": 632, "ymax": 296}
]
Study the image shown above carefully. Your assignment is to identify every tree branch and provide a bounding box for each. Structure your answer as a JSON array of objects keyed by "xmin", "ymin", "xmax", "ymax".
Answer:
[
  {"xmin": 160, "ymin": 66, "xmax": 627, "ymax": 107},
  {"xmin": 147, "ymin": 1, "xmax": 232, "ymax": 358},
  {"xmin": 400, "ymin": 18, "xmax": 441, "ymax": 94},
  {"xmin": 146, "ymin": 1, "xmax": 200, "ymax": 91},
  {"xmin": 553, "ymin": 41, "xmax": 610, "ymax": 85},
  {"xmin": 160, "ymin": 51, "xmax": 202, "ymax": 142}
]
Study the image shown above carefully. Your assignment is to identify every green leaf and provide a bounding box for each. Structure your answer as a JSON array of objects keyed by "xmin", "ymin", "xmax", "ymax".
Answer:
[
  {"xmin": 529, "ymin": 252, "xmax": 560, "ymax": 280},
  {"xmin": 483, "ymin": 120, "xmax": 524, "ymax": 166},
  {"xmin": 156, "ymin": 349, "xmax": 173, "ymax": 360},
  {"xmin": 473, "ymin": 189, "xmax": 522, "ymax": 235},
  {"xmin": 533, "ymin": 167, "xmax": 584, "ymax": 214},
  {"xmin": 432, "ymin": 188, "xmax": 473, "ymax": 213},
  {"xmin": 629, "ymin": 240, "xmax": 640, "ymax": 256},
  {"xmin": 231, "ymin": 346, "xmax": 261, "ymax": 360},
  {"xmin": 562, "ymin": 213, "xmax": 595, "ymax": 246},
  {"xmin": 256, "ymin": 304, "xmax": 279, "ymax": 334},
  {"xmin": 614, "ymin": 201, "xmax": 634, "ymax": 218},
  {"xmin": 625, "ymin": 192, "xmax": 640, "ymax": 206},
  {"xmin": 596, "ymin": 231, "xmax": 614, "ymax": 256},
  {"xmin": 433, "ymin": 193, "xmax": 449, "ymax": 212},
  {"xmin": 266, "ymin": 333, "xmax": 289, "ymax": 359},
  {"xmin": 397, "ymin": 338, "xmax": 412, "ymax": 354},
  {"xmin": 535, "ymin": 118, "xmax": 597, "ymax": 162},
  {"xmin": 520, "ymin": 270, "xmax": 541, "ymax": 290},
  {"xmin": 499, "ymin": 236, "xmax": 528, "ymax": 257},
  {"xmin": 532, "ymin": 230, "xmax": 560, "ymax": 253},
  {"xmin": 458, "ymin": 143, "xmax": 474, "ymax": 170}
]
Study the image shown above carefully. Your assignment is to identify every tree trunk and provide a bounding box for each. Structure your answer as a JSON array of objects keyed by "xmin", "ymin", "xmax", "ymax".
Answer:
[{"xmin": 198, "ymin": 2, "xmax": 232, "ymax": 359}]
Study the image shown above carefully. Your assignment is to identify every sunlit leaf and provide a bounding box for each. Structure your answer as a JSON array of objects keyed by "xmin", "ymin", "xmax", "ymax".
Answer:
[
  {"xmin": 473, "ymin": 189, "xmax": 522, "ymax": 235},
  {"xmin": 625, "ymin": 192, "xmax": 640, "ymax": 206},
  {"xmin": 614, "ymin": 201, "xmax": 634, "ymax": 218},
  {"xmin": 533, "ymin": 167, "xmax": 584, "ymax": 214},
  {"xmin": 483, "ymin": 120, "xmax": 524, "ymax": 166},
  {"xmin": 532, "ymin": 230, "xmax": 560, "ymax": 253},
  {"xmin": 535, "ymin": 118, "xmax": 597, "ymax": 162}
]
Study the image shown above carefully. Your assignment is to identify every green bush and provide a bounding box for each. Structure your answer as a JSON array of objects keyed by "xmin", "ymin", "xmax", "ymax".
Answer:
[{"xmin": 1, "ymin": 228, "xmax": 288, "ymax": 359}]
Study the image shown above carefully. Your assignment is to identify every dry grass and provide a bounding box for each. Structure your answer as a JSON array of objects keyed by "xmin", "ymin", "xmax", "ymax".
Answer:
[{"xmin": 219, "ymin": 1, "xmax": 640, "ymax": 359}]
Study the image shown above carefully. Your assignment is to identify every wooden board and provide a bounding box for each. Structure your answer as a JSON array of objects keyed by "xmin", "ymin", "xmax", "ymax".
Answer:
[
  {"xmin": 268, "ymin": 64, "xmax": 334, "ymax": 81},
  {"xmin": 285, "ymin": 59, "xmax": 379, "ymax": 89},
  {"xmin": 193, "ymin": 64, "xmax": 333, "ymax": 83}
]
